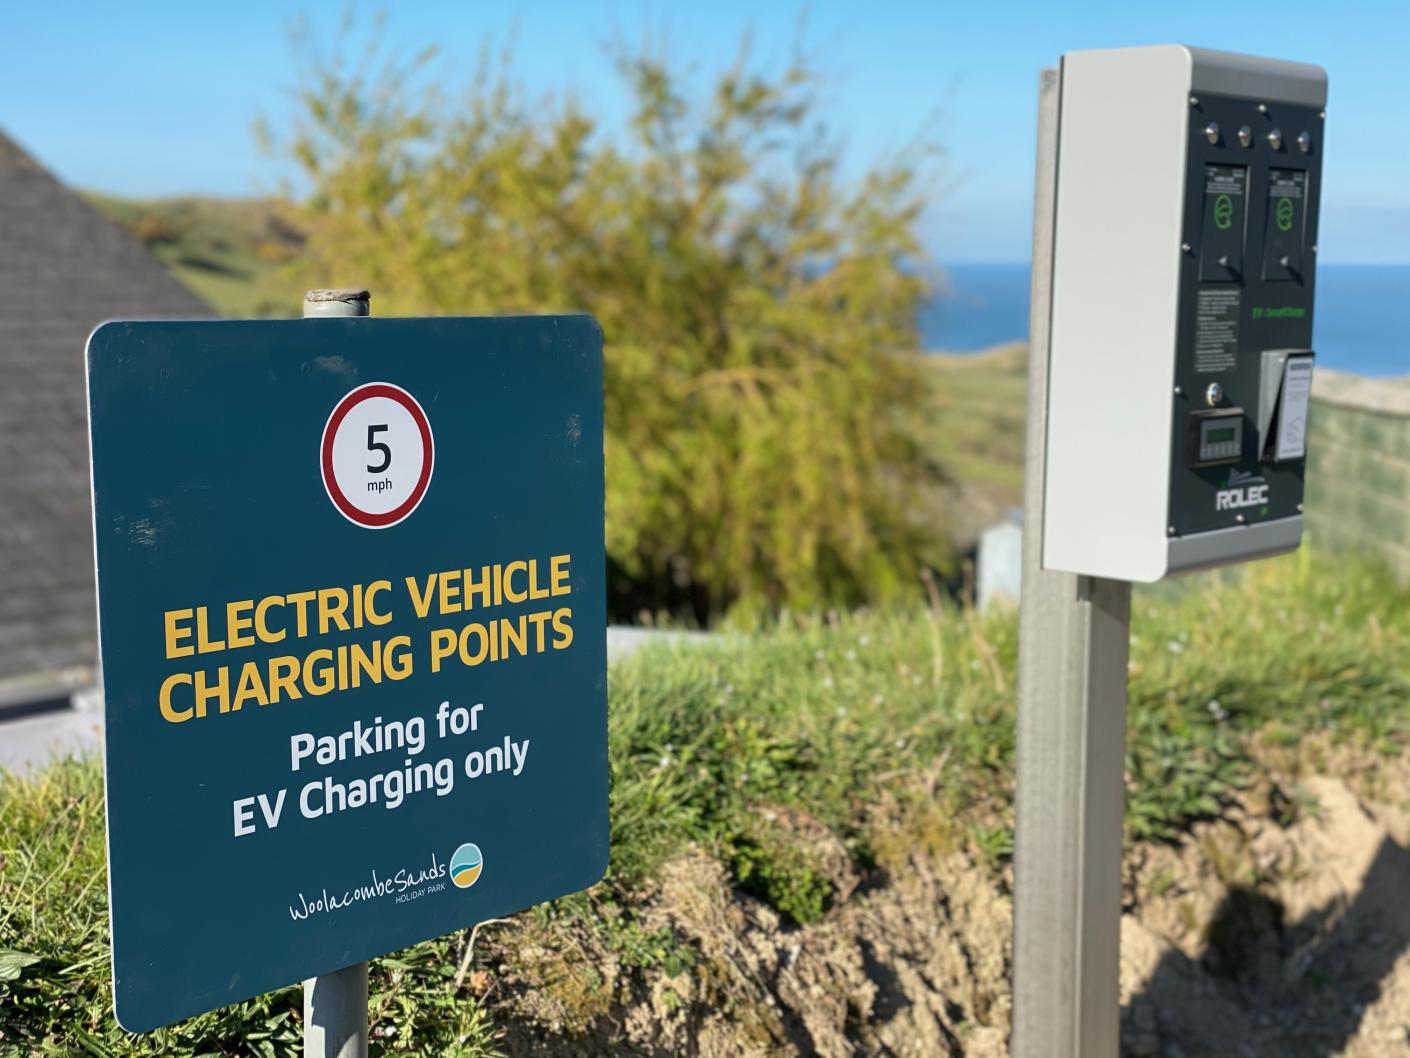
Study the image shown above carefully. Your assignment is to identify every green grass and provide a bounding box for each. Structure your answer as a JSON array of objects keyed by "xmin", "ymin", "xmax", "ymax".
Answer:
[
  {"xmin": 0, "ymin": 760, "xmax": 500, "ymax": 1057},
  {"xmin": 607, "ymin": 544, "xmax": 1409, "ymax": 879},
  {"xmin": 3, "ymin": 547, "xmax": 1407, "ymax": 1055},
  {"xmin": 83, "ymin": 193, "xmax": 300, "ymax": 318}
]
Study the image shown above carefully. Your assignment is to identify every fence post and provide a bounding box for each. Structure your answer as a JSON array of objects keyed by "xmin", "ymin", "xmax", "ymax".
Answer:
[
  {"xmin": 301, "ymin": 286, "xmax": 371, "ymax": 1058},
  {"xmin": 1010, "ymin": 69, "xmax": 1132, "ymax": 1058}
]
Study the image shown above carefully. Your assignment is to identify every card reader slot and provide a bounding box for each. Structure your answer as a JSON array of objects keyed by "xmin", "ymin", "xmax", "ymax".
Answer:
[{"xmin": 1257, "ymin": 351, "xmax": 1314, "ymax": 462}]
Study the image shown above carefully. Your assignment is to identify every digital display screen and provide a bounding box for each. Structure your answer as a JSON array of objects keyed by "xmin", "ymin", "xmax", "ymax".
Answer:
[{"xmin": 1192, "ymin": 411, "xmax": 1242, "ymax": 466}]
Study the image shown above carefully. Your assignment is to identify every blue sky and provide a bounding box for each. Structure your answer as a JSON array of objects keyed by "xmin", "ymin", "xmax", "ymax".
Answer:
[{"xmin": 2, "ymin": 1, "xmax": 1406, "ymax": 263}]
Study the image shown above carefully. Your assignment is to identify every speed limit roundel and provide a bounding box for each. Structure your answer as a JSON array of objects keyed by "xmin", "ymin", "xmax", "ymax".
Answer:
[{"xmin": 320, "ymin": 382, "xmax": 434, "ymax": 528}]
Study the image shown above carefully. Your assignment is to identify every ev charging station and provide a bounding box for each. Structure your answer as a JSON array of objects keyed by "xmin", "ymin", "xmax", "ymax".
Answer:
[{"xmin": 1012, "ymin": 46, "xmax": 1326, "ymax": 1058}]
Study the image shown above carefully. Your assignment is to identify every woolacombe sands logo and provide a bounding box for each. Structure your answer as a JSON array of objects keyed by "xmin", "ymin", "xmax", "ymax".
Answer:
[
  {"xmin": 321, "ymin": 382, "xmax": 435, "ymax": 528},
  {"xmin": 450, "ymin": 843, "xmax": 484, "ymax": 889}
]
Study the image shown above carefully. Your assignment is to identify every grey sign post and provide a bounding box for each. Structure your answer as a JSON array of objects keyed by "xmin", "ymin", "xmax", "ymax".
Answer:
[{"xmin": 301, "ymin": 287, "xmax": 371, "ymax": 1058}]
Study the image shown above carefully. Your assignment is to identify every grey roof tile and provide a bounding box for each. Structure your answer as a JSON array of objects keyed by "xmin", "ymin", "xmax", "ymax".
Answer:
[{"xmin": 0, "ymin": 128, "xmax": 215, "ymax": 686}]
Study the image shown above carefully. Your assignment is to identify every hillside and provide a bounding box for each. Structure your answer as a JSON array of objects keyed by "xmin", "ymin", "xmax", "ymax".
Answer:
[
  {"xmin": 921, "ymin": 342, "xmax": 1028, "ymax": 552},
  {"xmin": 83, "ymin": 193, "xmax": 300, "ymax": 318}
]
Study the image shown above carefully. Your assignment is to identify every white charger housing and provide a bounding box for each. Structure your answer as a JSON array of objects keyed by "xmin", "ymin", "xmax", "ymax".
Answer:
[{"xmin": 1041, "ymin": 45, "xmax": 1327, "ymax": 581}]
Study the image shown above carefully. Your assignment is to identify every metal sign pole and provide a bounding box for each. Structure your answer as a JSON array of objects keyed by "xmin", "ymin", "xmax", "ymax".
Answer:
[
  {"xmin": 1011, "ymin": 69, "xmax": 1132, "ymax": 1058},
  {"xmin": 301, "ymin": 287, "xmax": 371, "ymax": 1058},
  {"xmin": 303, "ymin": 962, "xmax": 369, "ymax": 1058}
]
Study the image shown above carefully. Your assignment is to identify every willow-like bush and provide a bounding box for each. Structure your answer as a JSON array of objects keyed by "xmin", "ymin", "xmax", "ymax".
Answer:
[{"xmin": 268, "ymin": 28, "xmax": 950, "ymax": 620}]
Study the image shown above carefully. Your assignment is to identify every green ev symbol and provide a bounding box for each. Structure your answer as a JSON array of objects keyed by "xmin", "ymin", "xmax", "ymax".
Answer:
[
  {"xmin": 1213, "ymin": 193, "xmax": 1234, "ymax": 230},
  {"xmin": 1276, "ymin": 196, "xmax": 1295, "ymax": 232}
]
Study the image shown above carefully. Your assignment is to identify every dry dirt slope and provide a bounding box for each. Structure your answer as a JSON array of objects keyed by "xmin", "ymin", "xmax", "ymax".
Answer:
[{"xmin": 481, "ymin": 742, "xmax": 1410, "ymax": 1058}]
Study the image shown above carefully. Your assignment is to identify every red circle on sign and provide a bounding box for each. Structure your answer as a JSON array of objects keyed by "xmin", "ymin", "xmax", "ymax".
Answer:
[{"xmin": 320, "ymin": 382, "xmax": 435, "ymax": 528}]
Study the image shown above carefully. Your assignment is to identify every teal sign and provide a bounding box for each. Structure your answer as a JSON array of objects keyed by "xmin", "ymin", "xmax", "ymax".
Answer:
[{"xmin": 86, "ymin": 316, "xmax": 607, "ymax": 1031}]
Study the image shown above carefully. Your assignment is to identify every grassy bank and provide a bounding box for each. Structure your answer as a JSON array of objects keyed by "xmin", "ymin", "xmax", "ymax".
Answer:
[
  {"xmin": 83, "ymin": 194, "xmax": 298, "ymax": 319},
  {"xmin": 921, "ymin": 343, "xmax": 1028, "ymax": 551},
  {"xmin": 3, "ymin": 548, "xmax": 1407, "ymax": 1055}
]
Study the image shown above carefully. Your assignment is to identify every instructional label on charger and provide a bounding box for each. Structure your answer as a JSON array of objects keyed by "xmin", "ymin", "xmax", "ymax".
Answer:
[
  {"xmin": 1199, "ymin": 165, "xmax": 1246, "ymax": 281},
  {"xmin": 1195, "ymin": 288, "xmax": 1240, "ymax": 373},
  {"xmin": 1275, "ymin": 356, "xmax": 1314, "ymax": 460}
]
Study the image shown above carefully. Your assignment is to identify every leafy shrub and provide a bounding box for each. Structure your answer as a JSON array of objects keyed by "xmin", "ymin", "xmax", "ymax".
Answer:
[{"xmin": 266, "ymin": 26, "xmax": 949, "ymax": 621}]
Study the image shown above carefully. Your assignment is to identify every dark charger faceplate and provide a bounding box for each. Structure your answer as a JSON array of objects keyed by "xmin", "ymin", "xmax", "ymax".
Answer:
[{"xmin": 1168, "ymin": 92, "xmax": 1321, "ymax": 537}]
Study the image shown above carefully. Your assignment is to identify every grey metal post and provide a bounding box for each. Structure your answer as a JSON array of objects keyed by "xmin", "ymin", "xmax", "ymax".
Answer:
[
  {"xmin": 301, "ymin": 287, "xmax": 370, "ymax": 1058},
  {"xmin": 1011, "ymin": 69, "xmax": 1132, "ymax": 1058},
  {"xmin": 303, "ymin": 288, "xmax": 371, "ymax": 319},
  {"xmin": 303, "ymin": 962, "xmax": 369, "ymax": 1058}
]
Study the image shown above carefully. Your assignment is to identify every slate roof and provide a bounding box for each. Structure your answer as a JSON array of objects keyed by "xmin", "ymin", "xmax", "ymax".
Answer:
[{"xmin": 0, "ymin": 129, "xmax": 214, "ymax": 699}]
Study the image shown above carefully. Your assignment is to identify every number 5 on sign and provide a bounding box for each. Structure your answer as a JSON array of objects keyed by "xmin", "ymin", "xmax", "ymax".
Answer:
[{"xmin": 366, "ymin": 424, "xmax": 391, "ymax": 474}]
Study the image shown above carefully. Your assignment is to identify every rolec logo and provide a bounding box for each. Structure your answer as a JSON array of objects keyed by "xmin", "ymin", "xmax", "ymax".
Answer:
[
  {"xmin": 1215, "ymin": 469, "xmax": 1269, "ymax": 511},
  {"xmin": 450, "ymin": 843, "xmax": 484, "ymax": 889}
]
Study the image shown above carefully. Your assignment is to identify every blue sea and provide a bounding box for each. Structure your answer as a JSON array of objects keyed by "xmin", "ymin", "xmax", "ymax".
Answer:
[{"xmin": 920, "ymin": 263, "xmax": 1410, "ymax": 378}]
